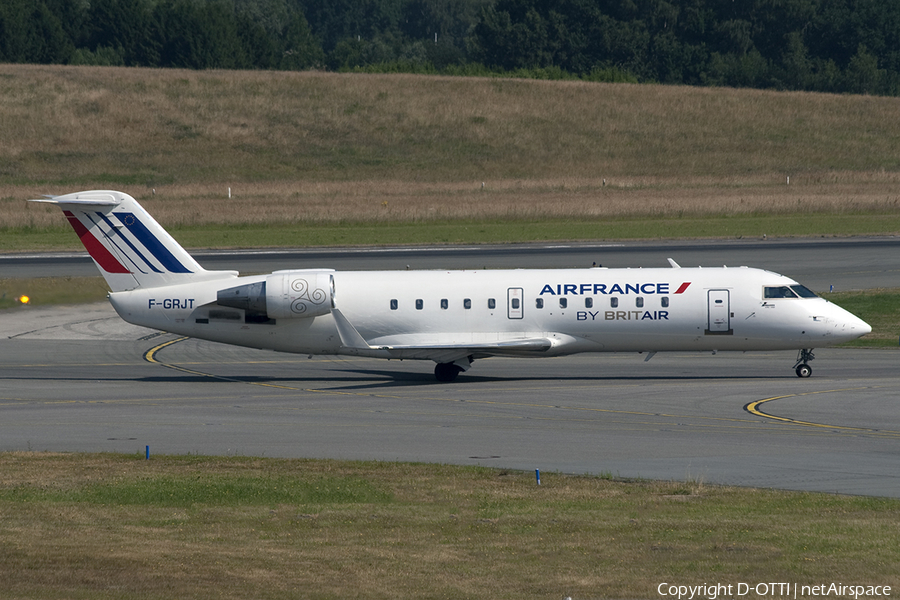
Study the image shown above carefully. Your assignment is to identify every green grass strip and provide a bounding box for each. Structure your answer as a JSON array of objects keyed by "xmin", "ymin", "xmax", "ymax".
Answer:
[
  {"xmin": 0, "ymin": 277, "xmax": 110, "ymax": 309},
  {"xmin": 823, "ymin": 289, "xmax": 900, "ymax": 347}
]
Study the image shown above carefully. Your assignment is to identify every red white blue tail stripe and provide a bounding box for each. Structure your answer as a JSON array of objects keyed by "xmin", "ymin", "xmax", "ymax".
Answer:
[
  {"xmin": 63, "ymin": 209, "xmax": 132, "ymax": 274},
  {"xmin": 30, "ymin": 191, "xmax": 230, "ymax": 291}
]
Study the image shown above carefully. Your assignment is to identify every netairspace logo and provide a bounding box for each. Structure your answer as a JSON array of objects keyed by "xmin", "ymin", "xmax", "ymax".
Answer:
[{"xmin": 657, "ymin": 583, "xmax": 892, "ymax": 600}]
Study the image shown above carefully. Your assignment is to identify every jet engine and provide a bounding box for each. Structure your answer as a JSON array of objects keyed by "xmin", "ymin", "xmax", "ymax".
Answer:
[{"xmin": 217, "ymin": 269, "xmax": 335, "ymax": 320}]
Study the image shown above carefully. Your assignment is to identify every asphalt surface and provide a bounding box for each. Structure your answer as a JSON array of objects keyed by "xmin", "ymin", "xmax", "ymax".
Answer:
[{"xmin": 2, "ymin": 240, "xmax": 899, "ymax": 497}]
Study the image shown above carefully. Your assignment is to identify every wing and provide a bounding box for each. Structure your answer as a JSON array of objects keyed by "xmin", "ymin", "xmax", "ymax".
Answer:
[{"xmin": 331, "ymin": 308, "xmax": 559, "ymax": 363}]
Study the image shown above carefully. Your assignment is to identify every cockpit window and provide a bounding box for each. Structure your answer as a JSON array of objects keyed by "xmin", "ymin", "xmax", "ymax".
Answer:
[
  {"xmin": 790, "ymin": 285, "xmax": 818, "ymax": 298},
  {"xmin": 764, "ymin": 285, "xmax": 818, "ymax": 299},
  {"xmin": 764, "ymin": 286, "xmax": 797, "ymax": 299}
]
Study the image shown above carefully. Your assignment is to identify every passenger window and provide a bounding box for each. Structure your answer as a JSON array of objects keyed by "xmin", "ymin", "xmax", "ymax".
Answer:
[
  {"xmin": 416, "ymin": 299, "xmax": 423, "ymax": 310},
  {"xmin": 441, "ymin": 299, "xmax": 448, "ymax": 309},
  {"xmin": 560, "ymin": 298, "xmax": 568, "ymax": 309},
  {"xmin": 610, "ymin": 297, "xmax": 619, "ymax": 308},
  {"xmin": 463, "ymin": 298, "xmax": 471, "ymax": 309},
  {"xmin": 511, "ymin": 298, "xmax": 520, "ymax": 309},
  {"xmin": 488, "ymin": 299, "xmax": 496, "ymax": 309},
  {"xmin": 636, "ymin": 297, "xmax": 644, "ymax": 308},
  {"xmin": 585, "ymin": 298, "xmax": 593, "ymax": 308},
  {"xmin": 661, "ymin": 296, "xmax": 669, "ymax": 308},
  {"xmin": 390, "ymin": 299, "xmax": 398, "ymax": 310},
  {"xmin": 536, "ymin": 298, "xmax": 544, "ymax": 309}
]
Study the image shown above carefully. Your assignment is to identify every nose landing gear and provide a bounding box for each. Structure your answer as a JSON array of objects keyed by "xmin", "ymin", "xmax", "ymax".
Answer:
[{"xmin": 794, "ymin": 348, "xmax": 815, "ymax": 378}]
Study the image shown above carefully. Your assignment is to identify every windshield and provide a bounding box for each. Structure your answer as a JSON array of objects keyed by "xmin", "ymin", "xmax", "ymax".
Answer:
[
  {"xmin": 763, "ymin": 285, "xmax": 819, "ymax": 299},
  {"xmin": 790, "ymin": 285, "xmax": 818, "ymax": 298},
  {"xmin": 764, "ymin": 286, "xmax": 796, "ymax": 298}
]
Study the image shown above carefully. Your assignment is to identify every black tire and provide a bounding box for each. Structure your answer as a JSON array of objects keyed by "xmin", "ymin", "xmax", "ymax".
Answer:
[
  {"xmin": 795, "ymin": 364, "xmax": 812, "ymax": 378},
  {"xmin": 434, "ymin": 363, "xmax": 462, "ymax": 382}
]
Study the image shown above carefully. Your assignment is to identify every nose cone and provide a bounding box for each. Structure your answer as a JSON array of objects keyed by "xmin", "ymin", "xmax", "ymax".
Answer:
[
  {"xmin": 856, "ymin": 316, "xmax": 873, "ymax": 337},
  {"xmin": 833, "ymin": 306, "xmax": 871, "ymax": 341}
]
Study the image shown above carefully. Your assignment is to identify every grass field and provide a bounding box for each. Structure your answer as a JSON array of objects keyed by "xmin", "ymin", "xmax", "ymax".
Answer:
[
  {"xmin": 2, "ymin": 64, "xmax": 900, "ymax": 248},
  {"xmin": 1, "ymin": 453, "xmax": 898, "ymax": 600}
]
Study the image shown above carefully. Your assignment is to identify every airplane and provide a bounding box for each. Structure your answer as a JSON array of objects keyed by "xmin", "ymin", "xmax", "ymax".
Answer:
[{"xmin": 32, "ymin": 190, "xmax": 871, "ymax": 382}]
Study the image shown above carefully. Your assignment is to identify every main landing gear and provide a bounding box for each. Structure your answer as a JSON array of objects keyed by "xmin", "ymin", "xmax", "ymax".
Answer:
[
  {"xmin": 794, "ymin": 348, "xmax": 815, "ymax": 378},
  {"xmin": 434, "ymin": 362, "xmax": 463, "ymax": 382},
  {"xmin": 434, "ymin": 357, "xmax": 473, "ymax": 382}
]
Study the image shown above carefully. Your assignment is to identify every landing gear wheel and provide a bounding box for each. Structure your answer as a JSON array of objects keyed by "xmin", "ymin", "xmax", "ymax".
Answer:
[
  {"xmin": 434, "ymin": 362, "xmax": 463, "ymax": 382},
  {"xmin": 793, "ymin": 348, "xmax": 816, "ymax": 378}
]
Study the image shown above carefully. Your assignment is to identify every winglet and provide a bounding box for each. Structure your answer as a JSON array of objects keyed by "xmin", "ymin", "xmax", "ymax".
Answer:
[{"xmin": 667, "ymin": 258, "xmax": 681, "ymax": 268}]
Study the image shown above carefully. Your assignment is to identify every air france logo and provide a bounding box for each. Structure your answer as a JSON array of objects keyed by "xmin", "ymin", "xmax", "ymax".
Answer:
[
  {"xmin": 539, "ymin": 282, "xmax": 691, "ymax": 296},
  {"xmin": 541, "ymin": 281, "xmax": 692, "ymax": 322}
]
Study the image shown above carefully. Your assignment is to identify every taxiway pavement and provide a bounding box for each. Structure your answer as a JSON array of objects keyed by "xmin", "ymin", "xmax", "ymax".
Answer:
[{"xmin": 2, "ymin": 301, "xmax": 898, "ymax": 497}]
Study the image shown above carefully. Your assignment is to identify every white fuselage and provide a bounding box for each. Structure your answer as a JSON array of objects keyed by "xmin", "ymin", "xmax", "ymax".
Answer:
[
  {"xmin": 108, "ymin": 266, "xmax": 870, "ymax": 361},
  {"xmin": 36, "ymin": 190, "xmax": 872, "ymax": 380}
]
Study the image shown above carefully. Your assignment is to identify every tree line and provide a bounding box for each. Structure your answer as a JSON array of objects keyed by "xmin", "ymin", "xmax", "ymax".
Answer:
[{"xmin": 2, "ymin": 0, "xmax": 898, "ymax": 95}]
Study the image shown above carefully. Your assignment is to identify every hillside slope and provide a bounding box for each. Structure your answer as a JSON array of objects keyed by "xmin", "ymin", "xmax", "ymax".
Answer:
[{"xmin": 3, "ymin": 64, "xmax": 899, "ymax": 230}]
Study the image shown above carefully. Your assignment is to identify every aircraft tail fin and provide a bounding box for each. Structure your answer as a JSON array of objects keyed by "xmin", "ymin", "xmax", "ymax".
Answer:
[{"xmin": 31, "ymin": 190, "xmax": 236, "ymax": 292}]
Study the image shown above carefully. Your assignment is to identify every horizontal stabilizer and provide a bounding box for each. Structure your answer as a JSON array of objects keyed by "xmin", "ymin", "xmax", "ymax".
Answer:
[{"xmin": 31, "ymin": 193, "xmax": 121, "ymax": 206}]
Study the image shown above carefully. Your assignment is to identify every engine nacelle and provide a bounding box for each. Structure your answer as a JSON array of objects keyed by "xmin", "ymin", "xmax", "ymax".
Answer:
[
  {"xmin": 217, "ymin": 269, "xmax": 334, "ymax": 320},
  {"xmin": 265, "ymin": 269, "xmax": 334, "ymax": 319}
]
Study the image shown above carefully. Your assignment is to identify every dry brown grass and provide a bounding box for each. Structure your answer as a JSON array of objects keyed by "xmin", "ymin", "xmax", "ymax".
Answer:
[
  {"xmin": 8, "ymin": 174, "xmax": 900, "ymax": 229},
  {"xmin": 2, "ymin": 64, "xmax": 900, "ymax": 230}
]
